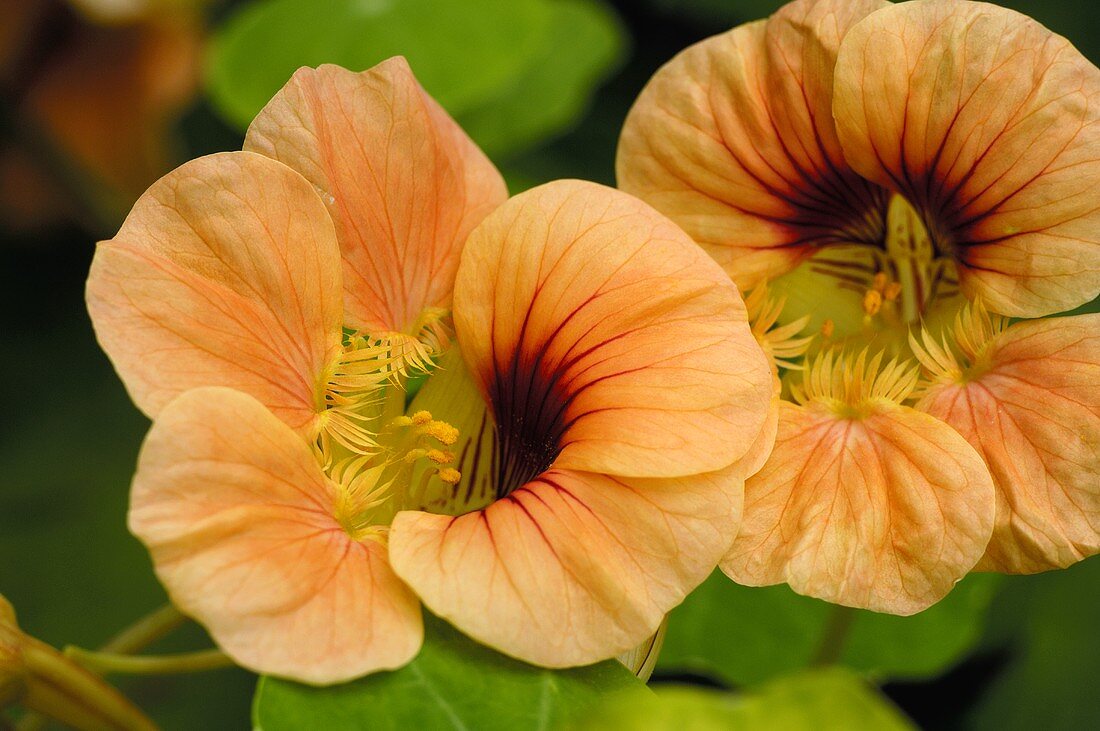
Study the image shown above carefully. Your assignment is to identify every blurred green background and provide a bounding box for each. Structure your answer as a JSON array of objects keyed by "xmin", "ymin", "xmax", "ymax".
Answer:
[{"xmin": 1, "ymin": 0, "xmax": 1098, "ymax": 728}]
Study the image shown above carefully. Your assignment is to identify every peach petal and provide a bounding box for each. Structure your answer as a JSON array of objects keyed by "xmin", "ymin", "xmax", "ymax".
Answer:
[
  {"xmin": 245, "ymin": 59, "xmax": 508, "ymax": 334},
  {"xmin": 833, "ymin": 0, "xmax": 1100, "ymax": 317},
  {"xmin": 917, "ymin": 315, "xmax": 1100, "ymax": 573},
  {"xmin": 616, "ymin": 0, "xmax": 887, "ymax": 290},
  {"xmin": 130, "ymin": 388, "xmax": 422, "ymax": 684},
  {"xmin": 724, "ymin": 400, "xmax": 995, "ymax": 614},
  {"xmin": 736, "ymin": 388, "xmax": 781, "ymax": 481},
  {"xmin": 86, "ymin": 152, "xmax": 342, "ymax": 434},
  {"xmin": 454, "ymin": 179, "xmax": 773, "ymax": 480},
  {"xmin": 389, "ymin": 466, "xmax": 741, "ymax": 667}
]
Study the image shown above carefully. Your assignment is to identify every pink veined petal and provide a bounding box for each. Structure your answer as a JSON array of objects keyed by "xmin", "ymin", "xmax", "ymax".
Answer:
[
  {"xmin": 616, "ymin": 0, "xmax": 888, "ymax": 290},
  {"xmin": 389, "ymin": 465, "xmax": 741, "ymax": 667},
  {"xmin": 917, "ymin": 314, "xmax": 1100, "ymax": 573},
  {"xmin": 86, "ymin": 151, "xmax": 343, "ymax": 435},
  {"xmin": 833, "ymin": 0, "xmax": 1100, "ymax": 317},
  {"xmin": 454, "ymin": 179, "xmax": 773, "ymax": 481},
  {"xmin": 245, "ymin": 58, "xmax": 508, "ymax": 334},
  {"xmin": 724, "ymin": 400, "xmax": 995, "ymax": 614},
  {"xmin": 129, "ymin": 387, "xmax": 422, "ymax": 684}
]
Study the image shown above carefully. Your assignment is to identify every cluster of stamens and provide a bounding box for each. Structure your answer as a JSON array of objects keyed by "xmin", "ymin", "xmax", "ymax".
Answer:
[
  {"xmin": 317, "ymin": 310, "xmax": 453, "ymax": 460},
  {"xmin": 310, "ymin": 310, "xmax": 471, "ymax": 535},
  {"xmin": 791, "ymin": 348, "xmax": 920, "ymax": 417},
  {"xmin": 762, "ymin": 194, "xmax": 1007, "ymax": 417},
  {"xmin": 861, "ymin": 271, "xmax": 903, "ymax": 319},
  {"xmin": 745, "ymin": 281, "xmax": 813, "ymax": 372},
  {"xmin": 909, "ymin": 298, "xmax": 1008, "ymax": 399},
  {"xmin": 330, "ymin": 409, "xmax": 462, "ymax": 538}
]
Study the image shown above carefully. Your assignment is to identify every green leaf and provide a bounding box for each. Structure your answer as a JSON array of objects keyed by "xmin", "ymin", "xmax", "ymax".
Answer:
[
  {"xmin": 576, "ymin": 669, "xmax": 914, "ymax": 730},
  {"xmin": 967, "ymin": 558, "xmax": 1100, "ymax": 731},
  {"xmin": 456, "ymin": 0, "xmax": 626, "ymax": 160},
  {"xmin": 658, "ymin": 570, "xmax": 999, "ymax": 684},
  {"xmin": 206, "ymin": 0, "xmax": 552, "ymax": 131},
  {"xmin": 253, "ymin": 614, "xmax": 647, "ymax": 731}
]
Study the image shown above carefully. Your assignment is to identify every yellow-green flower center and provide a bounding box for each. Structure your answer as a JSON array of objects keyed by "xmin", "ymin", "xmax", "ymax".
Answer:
[{"xmin": 754, "ymin": 194, "xmax": 1002, "ymax": 419}]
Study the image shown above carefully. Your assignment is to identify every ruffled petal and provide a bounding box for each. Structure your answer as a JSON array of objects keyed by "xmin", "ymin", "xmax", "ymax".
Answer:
[
  {"xmin": 86, "ymin": 151, "xmax": 342, "ymax": 435},
  {"xmin": 616, "ymin": 0, "xmax": 888, "ymax": 289},
  {"xmin": 389, "ymin": 466, "xmax": 740, "ymax": 667},
  {"xmin": 917, "ymin": 315, "xmax": 1100, "ymax": 572},
  {"xmin": 245, "ymin": 58, "xmax": 508, "ymax": 334},
  {"xmin": 454, "ymin": 179, "xmax": 773, "ymax": 480},
  {"xmin": 724, "ymin": 400, "xmax": 995, "ymax": 614},
  {"xmin": 129, "ymin": 388, "xmax": 422, "ymax": 684},
  {"xmin": 833, "ymin": 0, "xmax": 1100, "ymax": 317}
]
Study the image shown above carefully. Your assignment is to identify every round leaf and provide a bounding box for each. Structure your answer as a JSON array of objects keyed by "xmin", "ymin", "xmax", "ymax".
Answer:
[
  {"xmin": 658, "ymin": 571, "xmax": 999, "ymax": 684},
  {"xmin": 206, "ymin": 0, "xmax": 552, "ymax": 131},
  {"xmin": 253, "ymin": 614, "xmax": 647, "ymax": 731}
]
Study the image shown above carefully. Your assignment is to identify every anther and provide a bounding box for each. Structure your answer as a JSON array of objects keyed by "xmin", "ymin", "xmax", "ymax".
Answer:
[
  {"xmin": 863, "ymin": 289, "xmax": 883, "ymax": 317},
  {"xmin": 821, "ymin": 319, "xmax": 835, "ymax": 338},
  {"xmin": 437, "ymin": 468, "xmax": 461, "ymax": 485},
  {"xmin": 389, "ymin": 415, "xmax": 414, "ymax": 428},
  {"xmin": 884, "ymin": 282, "xmax": 902, "ymax": 302},
  {"xmin": 872, "ymin": 272, "xmax": 888, "ymax": 293},
  {"xmin": 426, "ymin": 449, "xmax": 454, "ymax": 464},
  {"xmin": 423, "ymin": 420, "xmax": 459, "ymax": 445},
  {"xmin": 411, "ymin": 410, "xmax": 433, "ymax": 425}
]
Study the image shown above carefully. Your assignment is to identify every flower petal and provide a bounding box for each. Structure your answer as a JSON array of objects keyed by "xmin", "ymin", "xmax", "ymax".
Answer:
[
  {"xmin": 389, "ymin": 466, "xmax": 740, "ymax": 667},
  {"xmin": 736, "ymin": 388, "xmax": 781, "ymax": 480},
  {"xmin": 724, "ymin": 400, "xmax": 995, "ymax": 614},
  {"xmin": 616, "ymin": 0, "xmax": 887, "ymax": 289},
  {"xmin": 86, "ymin": 151, "xmax": 342, "ymax": 434},
  {"xmin": 833, "ymin": 0, "xmax": 1100, "ymax": 317},
  {"xmin": 917, "ymin": 315, "xmax": 1100, "ymax": 573},
  {"xmin": 129, "ymin": 388, "xmax": 422, "ymax": 684},
  {"xmin": 454, "ymin": 179, "xmax": 773, "ymax": 479},
  {"xmin": 245, "ymin": 58, "xmax": 508, "ymax": 334}
]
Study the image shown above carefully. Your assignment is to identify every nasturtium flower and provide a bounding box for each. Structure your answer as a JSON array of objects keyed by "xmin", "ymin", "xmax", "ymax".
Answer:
[
  {"xmin": 618, "ymin": 0, "xmax": 1100, "ymax": 614},
  {"xmin": 87, "ymin": 59, "xmax": 773, "ymax": 683}
]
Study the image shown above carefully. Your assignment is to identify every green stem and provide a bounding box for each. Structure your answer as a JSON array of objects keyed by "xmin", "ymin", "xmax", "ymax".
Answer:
[
  {"xmin": 812, "ymin": 605, "xmax": 857, "ymax": 667},
  {"xmin": 100, "ymin": 606, "xmax": 186, "ymax": 655},
  {"xmin": 19, "ymin": 638, "xmax": 156, "ymax": 731},
  {"xmin": 16, "ymin": 604, "xmax": 188, "ymax": 731},
  {"xmin": 64, "ymin": 649, "xmax": 233, "ymax": 676}
]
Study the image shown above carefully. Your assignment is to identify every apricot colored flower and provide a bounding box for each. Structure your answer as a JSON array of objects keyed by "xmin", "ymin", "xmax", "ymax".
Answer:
[
  {"xmin": 619, "ymin": 0, "xmax": 1100, "ymax": 613},
  {"xmin": 87, "ymin": 59, "xmax": 773, "ymax": 682}
]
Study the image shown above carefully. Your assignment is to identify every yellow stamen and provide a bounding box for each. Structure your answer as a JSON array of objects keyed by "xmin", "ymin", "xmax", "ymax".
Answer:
[
  {"xmin": 909, "ymin": 298, "xmax": 1009, "ymax": 396},
  {"xmin": 411, "ymin": 410, "xmax": 433, "ymax": 425},
  {"xmin": 423, "ymin": 420, "xmax": 459, "ymax": 446},
  {"xmin": 316, "ymin": 316, "xmax": 453, "ymax": 460},
  {"xmin": 872, "ymin": 271, "xmax": 888, "ymax": 293},
  {"xmin": 745, "ymin": 280, "xmax": 814, "ymax": 372},
  {"xmin": 884, "ymin": 281, "xmax": 902, "ymax": 302},
  {"xmin": 791, "ymin": 347, "xmax": 919, "ymax": 418},
  {"xmin": 820, "ymin": 319, "xmax": 835, "ymax": 338},
  {"xmin": 437, "ymin": 468, "xmax": 461, "ymax": 485},
  {"xmin": 426, "ymin": 449, "xmax": 454, "ymax": 464},
  {"xmin": 863, "ymin": 289, "xmax": 883, "ymax": 317}
]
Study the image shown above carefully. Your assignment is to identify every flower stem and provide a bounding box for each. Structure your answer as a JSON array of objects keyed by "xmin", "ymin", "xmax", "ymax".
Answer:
[
  {"xmin": 19, "ymin": 638, "xmax": 157, "ymax": 731},
  {"xmin": 100, "ymin": 605, "xmax": 186, "ymax": 655},
  {"xmin": 811, "ymin": 604, "xmax": 857, "ymax": 666},
  {"xmin": 64, "ymin": 648, "xmax": 233, "ymax": 676},
  {"xmin": 15, "ymin": 604, "xmax": 189, "ymax": 731}
]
